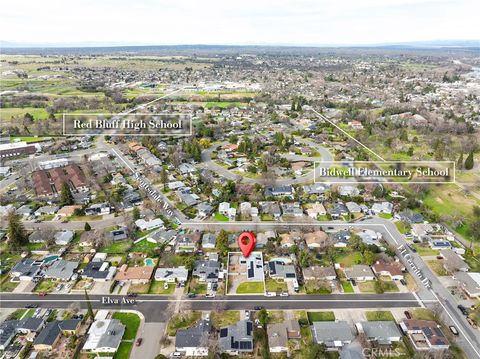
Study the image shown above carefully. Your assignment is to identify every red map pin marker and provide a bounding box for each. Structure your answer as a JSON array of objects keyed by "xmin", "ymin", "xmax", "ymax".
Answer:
[{"xmin": 238, "ymin": 232, "xmax": 256, "ymax": 258}]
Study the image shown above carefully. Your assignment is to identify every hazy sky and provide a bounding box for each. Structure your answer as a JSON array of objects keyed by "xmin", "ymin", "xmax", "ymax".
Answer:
[{"xmin": 1, "ymin": 0, "xmax": 479, "ymax": 45}]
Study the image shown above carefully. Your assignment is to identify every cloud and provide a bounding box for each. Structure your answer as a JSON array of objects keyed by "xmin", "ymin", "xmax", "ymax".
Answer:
[{"xmin": 1, "ymin": 0, "xmax": 478, "ymax": 45}]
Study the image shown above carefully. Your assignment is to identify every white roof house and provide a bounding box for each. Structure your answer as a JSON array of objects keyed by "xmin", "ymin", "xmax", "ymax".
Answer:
[
  {"xmin": 135, "ymin": 218, "xmax": 164, "ymax": 231},
  {"xmin": 155, "ymin": 266, "xmax": 188, "ymax": 283},
  {"xmin": 82, "ymin": 319, "xmax": 125, "ymax": 353}
]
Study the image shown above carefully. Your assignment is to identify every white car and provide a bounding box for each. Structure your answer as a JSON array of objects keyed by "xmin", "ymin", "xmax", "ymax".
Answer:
[
  {"xmin": 279, "ymin": 292, "xmax": 289, "ymax": 297},
  {"xmin": 264, "ymin": 292, "xmax": 276, "ymax": 297}
]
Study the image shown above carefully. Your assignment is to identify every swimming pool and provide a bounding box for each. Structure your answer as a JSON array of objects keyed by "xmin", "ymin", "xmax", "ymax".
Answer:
[
  {"xmin": 145, "ymin": 258, "xmax": 155, "ymax": 267},
  {"xmin": 43, "ymin": 255, "xmax": 59, "ymax": 264}
]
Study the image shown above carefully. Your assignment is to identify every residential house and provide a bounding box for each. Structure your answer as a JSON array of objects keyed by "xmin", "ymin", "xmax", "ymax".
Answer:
[
  {"xmin": 15, "ymin": 205, "xmax": 33, "ymax": 218},
  {"xmin": 306, "ymin": 203, "xmax": 326, "ymax": 218},
  {"xmin": 411, "ymin": 224, "xmax": 434, "ymax": 239},
  {"xmin": 10, "ymin": 259, "xmax": 42, "ymax": 281},
  {"xmin": 281, "ymin": 203, "xmax": 304, "ymax": 217},
  {"xmin": 356, "ymin": 321, "xmax": 402, "ymax": 345},
  {"xmin": 268, "ymin": 260, "xmax": 297, "ymax": 281},
  {"xmin": 197, "ymin": 202, "xmax": 214, "ymax": 217},
  {"xmin": 82, "ymin": 319, "xmax": 125, "ymax": 353},
  {"xmin": 372, "ymin": 261, "xmax": 405, "ymax": 281},
  {"xmin": 264, "ymin": 185, "xmax": 294, "ymax": 198},
  {"xmin": 430, "ymin": 240, "xmax": 452, "ymax": 250},
  {"xmin": 395, "ymin": 210, "xmax": 424, "ymax": 224},
  {"xmin": 303, "ymin": 266, "xmax": 337, "ymax": 281},
  {"xmin": 108, "ymin": 227, "xmax": 128, "ymax": 241},
  {"xmin": 304, "ymin": 230, "xmax": 329, "ymax": 249},
  {"xmin": 338, "ymin": 186, "xmax": 359, "ymax": 197},
  {"xmin": 219, "ymin": 320, "xmax": 254, "ymax": 354},
  {"xmin": 267, "ymin": 323, "xmax": 288, "ymax": 353},
  {"xmin": 155, "ymin": 267, "xmax": 188, "ymax": 283},
  {"xmin": 260, "ymin": 202, "xmax": 282, "ymax": 219},
  {"xmin": 439, "ymin": 250, "xmax": 469, "ymax": 273},
  {"xmin": 329, "ymin": 203, "xmax": 349, "ymax": 219},
  {"xmin": 371, "ymin": 202, "xmax": 393, "ymax": 215},
  {"xmin": 135, "ymin": 218, "xmax": 164, "ymax": 231},
  {"xmin": 357, "ymin": 229, "xmax": 382, "ymax": 246},
  {"xmin": 0, "ymin": 318, "xmax": 44, "ymax": 350},
  {"xmin": 346, "ymin": 202, "xmax": 362, "ymax": 214},
  {"xmin": 34, "ymin": 205, "xmax": 59, "ymax": 216},
  {"xmin": 115, "ymin": 264, "xmax": 154, "ymax": 284},
  {"xmin": 56, "ymin": 205, "xmax": 82, "ymax": 217},
  {"xmin": 44, "ymin": 260, "xmax": 79, "ymax": 281},
  {"xmin": 54, "ymin": 230, "xmax": 74, "ymax": 245},
  {"xmin": 81, "ymin": 259, "xmax": 116, "ymax": 282},
  {"xmin": 279, "ymin": 233, "xmax": 296, "ymax": 248},
  {"xmin": 202, "ymin": 233, "xmax": 216, "ymax": 249},
  {"xmin": 175, "ymin": 319, "xmax": 211, "ymax": 356},
  {"xmin": 34, "ymin": 319, "xmax": 81, "ymax": 351},
  {"xmin": 453, "ymin": 272, "xmax": 480, "ymax": 298},
  {"xmin": 285, "ymin": 320, "xmax": 301, "ymax": 339},
  {"xmin": 85, "ymin": 202, "xmax": 111, "ymax": 216},
  {"xmin": 193, "ymin": 260, "xmax": 220, "ymax": 283},
  {"xmin": 331, "ymin": 230, "xmax": 350, "ymax": 248},
  {"xmin": 344, "ymin": 265, "xmax": 375, "ymax": 281},
  {"xmin": 311, "ymin": 321, "xmax": 354, "ymax": 349},
  {"xmin": 400, "ymin": 320, "xmax": 449, "ymax": 350}
]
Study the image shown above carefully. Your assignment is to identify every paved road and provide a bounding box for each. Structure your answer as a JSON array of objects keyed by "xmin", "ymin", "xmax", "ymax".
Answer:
[{"xmin": 0, "ymin": 293, "xmax": 420, "ymax": 322}]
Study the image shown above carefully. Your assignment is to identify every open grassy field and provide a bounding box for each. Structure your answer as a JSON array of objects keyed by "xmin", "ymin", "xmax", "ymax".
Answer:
[
  {"xmin": 99, "ymin": 240, "xmax": 132, "ymax": 253},
  {"xmin": 149, "ymin": 281, "xmax": 176, "ymax": 295},
  {"xmin": 167, "ymin": 311, "xmax": 201, "ymax": 336},
  {"xmin": 211, "ymin": 311, "xmax": 240, "ymax": 328}
]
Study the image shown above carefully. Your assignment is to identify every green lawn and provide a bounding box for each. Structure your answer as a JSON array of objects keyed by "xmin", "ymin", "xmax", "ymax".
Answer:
[
  {"xmin": 334, "ymin": 251, "xmax": 364, "ymax": 267},
  {"xmin": 380, "ymin": 280, "xmax": 400, "ymax": 292},
  {"xmin": 0, "ymin": 275, "xmax": 18, "ymax": 292},
  {"xmin": 265, "ymin": 278, "xmax": 287, "ymax": 293},
  {"xmin": 412, "ymin": 243, "xmax": 439, "ymax": 256},
  {"xmin": 0, "ymin": 107, "xmax": 49, "ymax": 121},
  {"xmin": 236, "ymin": 281, "xmax": 264, "ymax": 294},
  {"xmin": 411, "ymin": 309, "xmax": 436, "ymax": 321},
  {"xmin": 307, "ymin": 311, "xmax": 335, "ymax": 323},
  {"xmin": 340, "ymin": 280, "xmax": 354, "ymax": 293},
  {"xmin": 131, "ymin": 239, "xmax": 158, "ymax": 255},
  {"xmin": 378, "ymin": 213, "xmax": 393, "ymax": 219},
  {"xmin": 426, "ymin": 260, "xmax": 448, "ymax": 276},
  {"xmin": 187, "ymin": 278, "xmax": 208, "ymax": 295},
  {"xmin": 213, "ymin": 212, "xmax": 229, "ymax": 221},
  {"xmin": 395, "ymin": 221, "xmax": 411, "ymax": 234},
  {"xmin": 112, "ymin": 312, "xmax": 141, "ymax": 341},
  {"xmin": 366, "ymin": 311, "xmax": 395, "ymax": 321},
  {"xmin": 113, "ymin": 341, "xmax": 133, "ymax": 359},
  {"xmin": 212, "ymin": 311, "xmax": 240, "ymax": 328},
  {"xmin": 358, "ymin": 280, "xmax": 377, "ymax": 293},
  {"xmin": 149, "ymin": 281, "xmax": 176, "ymax": 295},
  {"xmin": 8, "ymin": 309, "xmax": 27, "ymax": 320},
  {"xmin": 99, "ymin": 240, "xmax": 132, "ymax": 253},
  {"xmin": 33, "ymin": 279, "xmax": 57, "ymax": 293}
]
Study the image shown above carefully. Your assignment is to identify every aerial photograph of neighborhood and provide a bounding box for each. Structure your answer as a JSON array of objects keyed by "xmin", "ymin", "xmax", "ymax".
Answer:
[{"xmin": 0, "ymin": 1, "xmax": 479, "ymax": 359}]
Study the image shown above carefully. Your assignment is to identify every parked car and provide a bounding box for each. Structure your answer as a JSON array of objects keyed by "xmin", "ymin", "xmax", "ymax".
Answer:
[
  {"xmin": 458, "ymin": 305, "xmax": 469, "ymax": 316},
  {"xmin": 205, "ymin": 293, "xmax": 216, "ymax": 298},
  {"xmin": 245, "ymin": 310, "xmax": 250, "ymax": 320},
  {"xmin": 187, "ymin": 293, "xmax": 196, "ymax": 298},
  {"xmin": 400, "ymin": 279, "xmax": 407, "ymax": 286},
  {"xmin": 280, "ymin": 292, "xmax": 289, "ymax": 297},
  {"xmin": 254, "ymin": 306, "xmax": 264, "ymax": 310},
  {"xmin": 128, "ymin": 293, "xmax": 138, "ymax": 297},
  {"xmin": 25, "ymin": 304, "xmax": 38, "ymax": 308},
  {"xmin": 404, "ymin": 311, "xmax": 412, "ymax": 319},
  {"xmin": 171, "ymin": 352, "xmax": 182, "ymax": 357},
  {"xmin": 135, "ymin": 338, "xmax": 143, "ymax": 346},
  {"xmin": 449, "ymin": 326, "xmax": 459, "ymax": 335},
  {"xmin": 38, "ymin": 292, "xmax": 47, "ymax": 297},
  {"xmin": 350, "ymin": 279, "xmax": 357, "ymax": 286}
]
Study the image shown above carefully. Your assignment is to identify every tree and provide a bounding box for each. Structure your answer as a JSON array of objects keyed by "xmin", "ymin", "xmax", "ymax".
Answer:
[
  {"xmin": 364, "ymin": 250, "xmax": 376, "ymax": 266},
  {"xmin": 464, "ymin": 151, "xmax": 474, "ymax": 170},
  {"xmin": 161, "ymin": 167, "xmax": 168, "ymax": 190},
  {"xmin": 7, "ymin": 211, "xmax": 27, "ymax": 248},
  {"xmin": 184, "ymin": 256, "xmax": 196, "ymax": 271},
  {"xmin": 457, "ymin": 153, "xmax": 464, "ymax": 170},
  {"xmin": 60, "ymin": 182, "xmax": 74, "ymax": 205},
  {"xmin": 257, "ymin": 309, "xmax": 269, "ymax": 327},
  {"xmin": 84, "ymin": 289, "xmax": 94, "ymax": 319},
  {"xmin": 132, "ymin": 206, "xmax": 141, "ymax": 221},
  {"xmin": 84, "ymin": 222, "xmax": 91, "ymax": 231},
  {"xmin": 216, "ymin": 230, "xmax": 229, "ymax": 256}
]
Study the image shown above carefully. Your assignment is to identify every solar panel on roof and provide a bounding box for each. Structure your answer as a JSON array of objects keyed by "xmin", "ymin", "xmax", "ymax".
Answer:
[
  {"xmin": 239, "ymin": 341, "xmax": 252, "ymax": 349},
  {"xmin": 219, "ymin": 328, "xmax": 228, "ymax": 337},
  {"xmin": 247, "ymin": 321, "xmax": 253, "ymax": 335}
]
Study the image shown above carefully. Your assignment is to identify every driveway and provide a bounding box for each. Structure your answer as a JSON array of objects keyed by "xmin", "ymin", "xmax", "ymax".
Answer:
[{"xmin": 130, "ymin": 322, "xmax": 166, "ymax": 359}]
